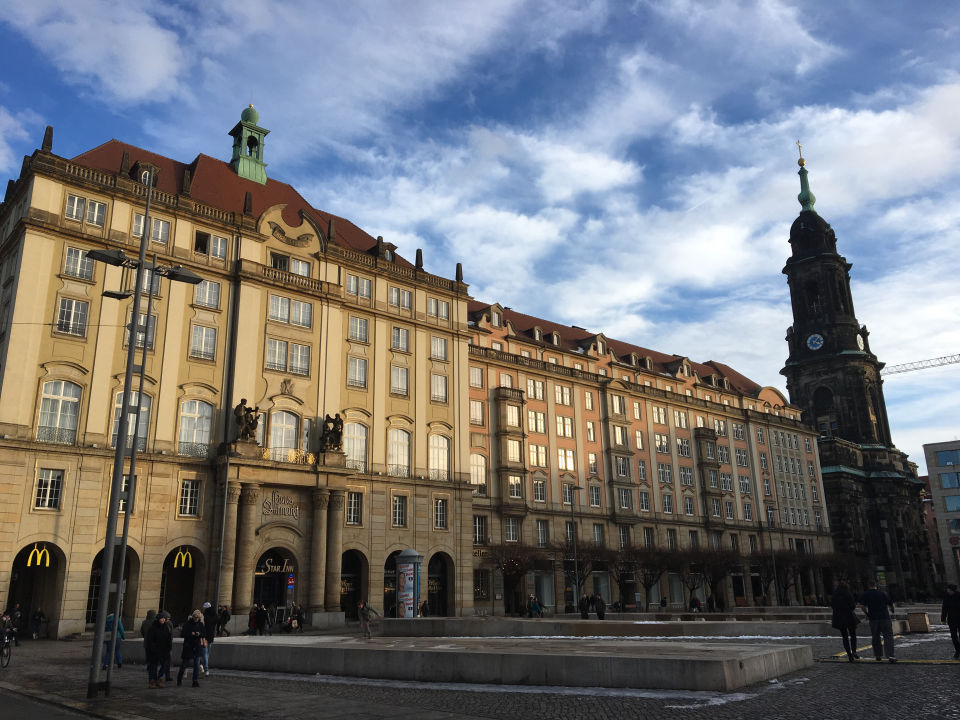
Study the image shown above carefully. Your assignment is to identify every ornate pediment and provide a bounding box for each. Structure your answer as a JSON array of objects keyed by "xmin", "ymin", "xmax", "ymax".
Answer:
[{"xmin": 257, "ymin": 204, "xmax": 325, "ymax": 249}]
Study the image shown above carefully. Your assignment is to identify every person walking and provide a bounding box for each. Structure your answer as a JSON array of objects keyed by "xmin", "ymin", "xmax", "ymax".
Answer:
[
  {"xmin": 162, "ymin": 611, "xmax": 174, "ymax": 682},
  {"xmin": 859, "ymin": 581, "xmax": 896, "ymax": 663},
  {"xmin": 102, "ymin": 612, "xmax": 125, "ymax": 669},
  {"xmin": 201, "ymin": 602, "xmax": 217, "ymax": 676},
  {"xmin": 578, "ymin": 593, "xmax": 590, "ymax": 620},
  {"xmin": 140, "ymin": 610, "xmax": 156, "ymax": 641},
  {"xmin": 594, "ymin": 593, "xmax": 606, "ymax": 620},
  {"xmin": 940, "ymin": 583, "xmax": 960, "ymax": 659},
  {"xmin": 357, "ymin": 600, "xmax": 380, "ymax": 639},
  {"xmin": 7, "ymin": 603, "xmax": 22, "ymax": 647},
  {"xmin": 830, "ymin": 581, "xmax": 861, "ymax": 662},
  {"xmin": 254, "ymin": 604, "xmax": 267, "ymax": 636},
  {"xmin": 145, "ymin": 611, "xmax": 172, "ymax": 688},
  {"xmin": 31, "ymin": 608, "xmax": 46, "ymax": 640},
  {"xmin": 177, "ymin": 609, "xmax": 205, "ymax": 687}
]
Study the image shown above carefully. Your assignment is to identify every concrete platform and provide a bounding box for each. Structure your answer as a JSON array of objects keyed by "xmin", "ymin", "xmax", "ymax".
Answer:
[{"xmin": 124, "ymin": 634, "xmax": 812, "ymax": 691}]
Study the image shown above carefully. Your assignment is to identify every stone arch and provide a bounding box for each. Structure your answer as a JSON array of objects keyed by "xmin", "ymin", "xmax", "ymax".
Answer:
[
  {"xmin": 425, "ymin": 551, "xmax": 455, "ymax": 617},
  {"xmin": 253, "ymin": 545, "xmax": 301, "ymax": 615},
  {"xmin": 85, "ymin": 545, "xmax": 142, "ymax": 631},
  {"xmin": 6, "ymin": 541, "xmax": 67, "ymax": 638},
  {"xmin": 340, "ymin": 548, "xmax": 369, "ymax": 620},
  {"xmin": 159, "ymin": 545, "xmax": 207, "ymax": 624}
]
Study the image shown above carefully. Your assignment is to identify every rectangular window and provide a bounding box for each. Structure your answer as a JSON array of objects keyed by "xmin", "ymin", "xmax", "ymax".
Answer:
[
  {"xmin": 507, "ymin": 440, "xmax": 522, "ymax": 463},
  {"xmin": 64, "ymin": 247, "xmax": 94, "ymax": 280},
  {"xmin": 590, "ymin": 485, "xmax": 601, "ymax": 507},
  {"xmin": 637, "ymin": 459, "xmax": 647, "ymax": 481},
  {"xmin": 178, "ymin": 478, "xmax": 200, "ymax": 517},
  {"xmin": 431, "ymin": 336, "xmax": 448, "ymax": 361},
  {"xmin": 505, "ymin": 517, "xmax": 519, "ymax": 542},
  {"xmin": 662, "ymin": 494, "xmax": 673, "ymax": 514},
  {"xmin": 392, "ymin": 495, "xmax": 407, "ymax": 527},
  {"xmin": 684, "ymin": 496, "xmax": 695, "ymax": 516},
  {"xmin": 556, "ymin": 416, "xmax": 574, "ymax": 438},
  {"xmin": 616, "ymin": 456, "xmax": 630, "ymax": 477},
  {"xmin": 619, "ymin": 525, "xmax": 630, "ymax": 549},
  {"xmin": 391, "ymin": 365, "xmax": 409, "ymax": 396},
  {"xmin": 189, "ymin": 325, "xmax": 217, "ymax": 360},
  {"xmin": 266, "ymin": 339, "xmax": 288, "ymax": 371},
  {"xmin": 392, "ymin": 326, "xmax": 410, "ymax": 351},
  {"xmin": 470, "ymin": 400, "xmax": 484, "ymax": 425},
  {"xmin": 674, "ymin": 410, "xmax": 687, "ymax": 428},
  {"xmin": 619, "ymin": 488, "xmax": 632, "ymax": 510},
  {"xmin": 639, "ymin": 491, "xmax": 650, "ymax": 511},
  {"xmin": 35, "ymin": 469, "xmax": 64, "ymax": 509},
  {"xmin": 558, "ymin": 447, "xmax": 575, "ymax": 471},
  {"xmin": 736, "ymin": 448, "xmax": 748, "ymax": 467},
  {"xmin": 940, "ymin": 472, "xmax": 960, "ymax": 489},
  {"xmin": 584, "ymin": 391, "xmax": 594, "ymax": 410},
  {"xmin": 593, "ymin": 524, "xmax": 604, "ymax": 544},
  {"xmin": 635, "ymin": 430, "xmax": 644, "ymax": 450},
  {"xmin": 211, "ymin": 234, "xmax": 228, "ymax": 259},
  {"xmin": 349, "ymin": 316, "xmax": 369, "ymax": 342},
  {"xmin": 269, "ymin": 295, "xmax": 290, "ymax": 323},
  {"xmin": 554, "ymin": 385, "xmax": 572, "ymax": 406},
  {"xmin": 652, "ymin": 406, "xmax": 666, "ymax": 424},
  {"xmin": 679, "ymin": 466, "xmax": 693, "ymax": 485},
  {"xmin": 655, "ymin": 433, "xmax": 669, "ymax": 453},
  {"xmin": 633, "ymin": 402, "xmax": 642, "ymax": 420},
  {"xmin": 506, "ymin": 405, "xmax": 520, "ymax": 427},
  {"xmin": 588, "ymin": 453, "xmax": 598, "ymax": 475},
  {"xmin": 533, "ymin": 478, "xmax": 546, "ymax": 502},
  {"xmin": 347, "ymin": 357, "xmax": 367, "ymax": 388},
  {"xmin": 744, "ymin": 503, "xmax": 753, "ymax": 521},
  {"xmin": 56, "ymin": 298, "xmax": 88, "ymax": 336},
  {"xmin": 469, "ymin": 366, "xmax": 483, "ymax": 388},
  {"xmin": 536, "ymin": 519, "xmax": 549, "ymax": 547},
  {"xmin": 717, "ymin": 445, "xmax": 729, "ymax": 463},
  {"xmin": 759, "ymin": 452, "xmax": 768, "ymax": 470},
  {"xmin": 65, "ymin": 194, "xmax": 86, "ymax": 221},
  {"xmin": 528, "ymin": 444, "xmax": 547, "ymax": 467},
  {"xmin": 676, "ymin": 437, "xmax": 690, "ymax": 457},
  {"xmin": 714, "ymin": 419, "xmax": 727, "ymax": 436},
  {"xmin": 508, "ymin": 475, "xmax": 522, "ymax": 499},
  {"xmin": 288, "ymin": 343, "xmax": 310, "ymax": 375},
  {"xmin": 346, "ymin": 491, "xmax": 363, "ymax": 525},
  {"xmin": 739, "ymin": 475, "xmax": 751, "ymax": 494},
  {"xmin": 756, "ymin": 427, "xmax": 765, "ymax": 444},
  {"xmin": 611, "ymin": 394, "xmax": 626, "ymax": 415},
  {"xmin": 712, "ymin": 498, "xmax": 721, "ymax": 517},
  {"xmin": 658, "ymin": 462, "xmax": 673, "ymax": 483},
  {"xmin": 587, "ymin": 422, "xmax": 596, "ymax": 442},
  {"xmin": 528, "ymin": 411, "xmax": 546, "ymax": 434},
  {"xmin": 194, "ymin": 280, "xmax": 221, "ymax": 309},
  {"xmin": 733, "ymin": 423, "xmax": 745, "ymax": 440},
  {"xmin": 427, "ymin": 297, "xmax": 450, "ymax": 319},
  {"xmin": 527, "ymin": 379, "xmax": 545, "ymax": 400},
  {"xmin": 389, "ymin": 287, "xmax": 412, "ymax": 309},
  {"xmin": 473, "ymin": 515, "xmax": 487, "ymax": 545},
  {"xmin": 291, "ymin": 300, "xmax": 312, "ymax": 328},
  {"xmin": 431, "ymin": 373, "xmax": 448, "ymax": 403},
  {"xmin": 434, "ymin": 498, "xmax": 448, "ymax": 529},
  {"xmin": 613, "ymin": 425, "xmax": 628, "ymax": 446},
  {"xmin": 725, "ymin": 500, "xmax": 735, "ymax": 519}
]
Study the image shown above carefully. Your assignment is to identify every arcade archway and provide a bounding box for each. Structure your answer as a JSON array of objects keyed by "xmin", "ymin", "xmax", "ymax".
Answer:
[
  {"xmin": 6, "ymin": 542, "xmax": 66, "ymax": 638},
  {"xmin": 159, "ymin": 546, "xmax": 206, "ymax": 624},
  {"xmin": 340, "ymin": 549, "xmax": 368, "ymax": 620},
  {"xmin": 85, "ymin": 546, "xmax": 141, "ymax": 629},
  {"xmin": 383, "ymin": 550, "xmax": 402, "ymax": 618},
  {"xmin": 426, "ymin": 552, "xmax": 454, "ymax": 616},
  {"xmin": 254, "ymin": 547, "xmax": 299, "ymax": 613}
]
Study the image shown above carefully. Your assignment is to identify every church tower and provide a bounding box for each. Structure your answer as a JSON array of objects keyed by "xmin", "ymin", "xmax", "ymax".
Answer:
[
  {"xmin": 780, "ymin": 147, "xmax": 931, "ymax": 599},
  {"xmin": 229, "ymin": 104, "xmax": 269, "ymax": 184}
]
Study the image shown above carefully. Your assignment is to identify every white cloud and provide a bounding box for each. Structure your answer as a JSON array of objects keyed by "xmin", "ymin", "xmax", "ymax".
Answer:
[{"xmin": 0, "ymin": 106, "xmax": 38, "ymax": 174}]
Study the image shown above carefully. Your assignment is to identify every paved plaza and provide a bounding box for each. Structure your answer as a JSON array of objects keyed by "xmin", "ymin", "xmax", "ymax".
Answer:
[{"xmin": 1, "ymin": 625, "xmax": 959, "ymax": 720}]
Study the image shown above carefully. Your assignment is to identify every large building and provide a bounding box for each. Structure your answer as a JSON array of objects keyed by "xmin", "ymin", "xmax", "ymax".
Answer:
[
  {"xmin": 0, "ymin": 109, "xmax": 833, "ymax": 638},
  {"xmin": 923, "ymin": 440, "xmax": 960, "ymax": 587},
  {"xmin": 780, "ymin": 153, "xmax": 932, "ymax": 599}
]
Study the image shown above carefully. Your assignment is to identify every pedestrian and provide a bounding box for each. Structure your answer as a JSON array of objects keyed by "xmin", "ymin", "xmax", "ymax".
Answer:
[
  {"xmin": 357, "ymin": 600, "xmax": 380, "ymax": 639},
  {"xmin": 102, "ymin": 612, "xmax": 125, "ymax": 669},
  {"xmin": 201, "ymin": 602, "xmax": 217, "ymax": 676},
  {"xmin": 254, "ymin": 604, "xmax": 266, "ymax": 635},
  {"xmin": 9, "ymin": 603, "xmax": 22, "ymax": 647},
  {"xmin": 594, "ymin": 593, "xmax": 606, "ymax": 620},
  {"xmin": 940, "ymin": 583, "xmax": 960, "ymax": 660},
  {"xmin": 296, "ymin": 603, "xmax": 305, "ymax": 632},
  {"xmin": 140, "ymin": 609, "xmax": 156, "ymax": 640},
  {"xmin": 579, "ymin": 593, "xmax": 590, "ymax": 620},
  {"xmin": 31, "ymin": 608, "xmax": 46, "ymax": 639},
  {"xmin": 265, "ymin": 604, "xmax": 275, "ymax": 635},
  {"xmin": 162, "ymin": 611, "xmax": 174, "ymax": 681},
  {"xmin": 830, "ymin": 581, "xmax": 861, "ymax": 662},
  {"xmin": 145, "ymin": 611, "xmax": 172, "ymax": 688},
  {"xmin": 858, "ymin": 581, "xmax": 896, "ymax": 663},
  {"xmin": 177, "ymin": 609, "xmax": 205, "ymax": 687}
]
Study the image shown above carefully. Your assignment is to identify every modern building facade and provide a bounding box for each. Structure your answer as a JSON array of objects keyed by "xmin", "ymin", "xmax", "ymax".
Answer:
[
  {"xmin": 780, "ymin": 153, "xmax": 932, "ymax": 599},
  {"xmin": 0, "ymin": 109, "xmax": 833, "ymax": 637},
  {"xmin": 923, "ymin": 440, "xmax": 960, "ymax": 588}
]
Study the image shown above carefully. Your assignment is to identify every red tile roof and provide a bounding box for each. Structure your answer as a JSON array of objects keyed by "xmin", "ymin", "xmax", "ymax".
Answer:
[{"xmin": 70, "ymin": 140, "xmax": 413, "ymax": 267}]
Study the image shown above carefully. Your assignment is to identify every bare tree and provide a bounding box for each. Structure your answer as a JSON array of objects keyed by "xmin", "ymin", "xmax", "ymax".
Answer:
[
  {"xmin": 773, "ymin": 549, "xmax": 800, "ymax": 604},
  {"xmin": 677, "ymin": 548, "xmax": 707, "ymax": 608},
  {"xmin": 748, "ymin": 551, "xmax": 775, "ymax": 605},
  {"xmin": 604, "ymin": 544, "xmax": 643, "ymax": 610},
  {"xmin": 634, "ymin": 546, "xmax": 671, "ymax": 611},
  {"xmin": 485, "ymin": 543, "xmax": 546, "ymax": 614},
  {"xmin": 550, "ymin": 540, "xmax": 605, "ymax": 601},
  {"xmin": 701, "ymin": 547, "xmax": 743, "ymax": 610}
]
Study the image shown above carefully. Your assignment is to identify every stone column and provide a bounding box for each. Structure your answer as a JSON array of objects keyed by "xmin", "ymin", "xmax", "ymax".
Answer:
[
  {"xmin": 218, "ymin": 481, "xmax": 242, "ymax": 607},
  {"xmin": 231, "ymin": 483, "xmax": 261, "ymax": 613},
  {"xmin": 324, "ymin": 490, "xmax": 345, "ymax": 611},
  {"xmin": 743, "ymin": 562, "xmax": 755, "ymax": 606},
  {"xmin": 309, "ymin": 489, "xmax": 330, "ymax": 612}
]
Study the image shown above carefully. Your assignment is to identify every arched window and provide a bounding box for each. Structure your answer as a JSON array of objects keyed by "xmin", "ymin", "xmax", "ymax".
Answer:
[
  {"xmin": 344, "ymin": 422, "xmax": 368, "ymax": 472},
  {"xmin": 269, "ymin": 410, "xmax": 299, "ymax": 461},
  {"xmin": 178, "ymin": 400, "xmax": 213, "ymax": 457},
  {"xmin": 111, "ymin": 390, "xmax": 152, "ymax": 451},
  {"xmin": 470, "ymin": 454, "xmax": 487, "ymax": 493},
  {"xmin": 388, "ymin": 429, "xmax": 410, "ymax": 477},
  {"xmin": 429, "ymin": 435, "xmax": 450, "ymax": 481},
  {"xmin": 38, "ymin": 380, "xmax": 82, "ymax": 444}
]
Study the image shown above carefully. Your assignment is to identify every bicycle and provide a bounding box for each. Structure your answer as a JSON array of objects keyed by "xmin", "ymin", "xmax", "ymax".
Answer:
[{"xmin": 0, "ymin": 630, "xmax": 11, "ymax": 668}]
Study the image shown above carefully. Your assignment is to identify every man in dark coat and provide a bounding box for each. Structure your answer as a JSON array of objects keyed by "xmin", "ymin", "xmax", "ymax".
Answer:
[
  {"xmin": 940, "ymin": 583, "xmax": 960, "ymax": 659},
  {"xmin": 578, "ymin": 593, "xmax": 590, "ymax": 620},
  {"xmin": 830, "ymin": 581, "xmax": 860, "ymax": 661},
  {"xmin": 145, "ymin": 611, "xmax": 172, "ymax": 688},
  {"xmin": 594, "ymin": 593, "xmax": 606, "ymax": 620},
  {"xmin": 859, "ymin": 581, "xmax": 896, "ymax": 663},
  {"xmin": 177, "ymin": 609, "xmax": 205, "ymax": 687}
]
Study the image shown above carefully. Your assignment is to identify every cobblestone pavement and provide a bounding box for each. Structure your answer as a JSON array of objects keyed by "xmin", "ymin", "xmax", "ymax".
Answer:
[{"xmin": 1, "ymin": 628, "xmax": 959, "ymax": 720}]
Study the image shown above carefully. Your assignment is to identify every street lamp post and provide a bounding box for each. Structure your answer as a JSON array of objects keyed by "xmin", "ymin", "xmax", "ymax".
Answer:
[
  {"xmin": 765, "ymin": 509, "xmax": 780, "ymax": 606},
  {"xmin": 85, "ymin": 173, "xmax": 201, "ymax": 698}
]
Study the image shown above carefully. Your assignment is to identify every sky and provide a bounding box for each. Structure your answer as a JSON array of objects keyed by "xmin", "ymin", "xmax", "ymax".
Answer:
[{"xmin": 1, "ymin": 1, "xmax": 958, "ymax": 474}]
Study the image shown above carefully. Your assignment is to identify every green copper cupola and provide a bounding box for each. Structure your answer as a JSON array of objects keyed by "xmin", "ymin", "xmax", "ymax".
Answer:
[
  {"xmin": 229, "ymin": 104, "xmax": 269, "ymax": 184},
  {"xmin": 796, "ymin": 140, "xmax": 816, "ymax": 213}
]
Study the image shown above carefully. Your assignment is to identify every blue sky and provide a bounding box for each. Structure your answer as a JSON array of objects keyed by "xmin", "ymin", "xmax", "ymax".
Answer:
[{"xmin": 2, "ymin": 1, "xmax": 958, "ymax": 474}]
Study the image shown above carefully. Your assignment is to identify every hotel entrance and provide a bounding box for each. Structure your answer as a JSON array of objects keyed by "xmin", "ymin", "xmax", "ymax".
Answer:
[{"xmin": 254, "ymin": 548, "xmax": 297, "ymax": 612}]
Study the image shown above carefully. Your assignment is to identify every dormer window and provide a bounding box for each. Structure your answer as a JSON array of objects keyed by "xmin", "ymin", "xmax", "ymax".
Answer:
[
  {"xmin": 534, "ymin": 328, "xmax": 542, "ymax": 341},
  {"xmin": 597, "ymin": 341, "xmax": 605, "ymax": 355},
  {"xmin": 491, "ymin": 311, "xmax": 502, "ymax": 327},
  {"xmin": 552, "ymin": 333, "xmax": 560, "ymax": 346}
]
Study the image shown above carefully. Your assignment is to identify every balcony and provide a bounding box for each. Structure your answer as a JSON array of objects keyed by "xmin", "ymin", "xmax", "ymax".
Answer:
[
  {"xmin": 387, "ymin": 464, "xmax": 410, "ymax": 478},
  {"xmin": 177, "ymin": 442, "xmax": 210, "ymax": 458},
  {"xmin": 37, "ymin": 426, "xmax": 77, "ymax": 445},
  {"xmin": 428, "ymin": 469, "xmax": 450, "ymax": 481},
  {"xmin": 346, "ymin": 458, "xmax": 367, "ymax": 472},
  {"xmin": 263, "ymin": 447, "xmax": 315, "ymax": 464}
]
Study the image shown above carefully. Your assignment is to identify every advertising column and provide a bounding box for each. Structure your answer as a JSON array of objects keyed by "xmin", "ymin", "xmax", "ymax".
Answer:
[{"xmin": 396, "ymin": 548, "xmax": 423, "ymax": 618}]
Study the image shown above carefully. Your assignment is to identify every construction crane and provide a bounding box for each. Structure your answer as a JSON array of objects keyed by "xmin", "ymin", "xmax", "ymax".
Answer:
[{"xmin": 882, "ymin": 353, "xmax": 960, "ymax": 376}]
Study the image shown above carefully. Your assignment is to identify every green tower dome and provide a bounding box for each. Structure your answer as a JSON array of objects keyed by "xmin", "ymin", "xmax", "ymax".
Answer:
[{"xmin": 241, "ymin": 104, "xmax": 259, "ymax": 125}]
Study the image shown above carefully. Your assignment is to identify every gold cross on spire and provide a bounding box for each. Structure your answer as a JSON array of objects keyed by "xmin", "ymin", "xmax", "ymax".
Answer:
[{"xmin": 796, "ymin": 140, "xmax": 805, "ymax": 167}]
